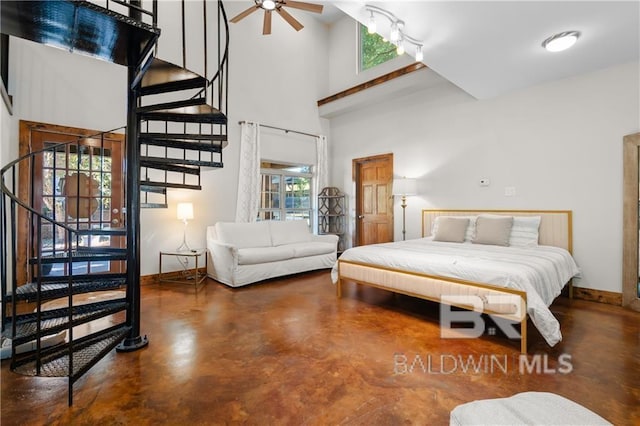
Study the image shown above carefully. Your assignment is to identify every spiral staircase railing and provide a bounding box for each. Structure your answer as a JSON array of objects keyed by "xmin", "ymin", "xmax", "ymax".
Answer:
[{"xmin": 0, "ymin": 0, "xmax": 229, "ymax": 405}]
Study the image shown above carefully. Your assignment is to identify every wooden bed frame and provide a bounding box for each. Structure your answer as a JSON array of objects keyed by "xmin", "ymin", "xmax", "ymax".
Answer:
[{"xmin": 336, "ymin": 209, "xmax": 573, "ymax": 354}]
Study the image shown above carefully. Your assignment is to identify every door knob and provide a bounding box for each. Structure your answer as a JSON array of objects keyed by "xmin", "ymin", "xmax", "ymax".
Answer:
[
  {"xmin": 112, "ymin": 208, "xmax": 119, "ymax": 214},
  {"xmin": 358, "ymin": 215, "xmax": 365, "ymax": 219},
  {"xmin": 112, "ymin": 218, "xmax": 120, "ymax": 225}
]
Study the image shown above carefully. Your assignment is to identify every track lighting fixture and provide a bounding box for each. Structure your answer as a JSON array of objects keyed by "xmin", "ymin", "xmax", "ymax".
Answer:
[
  {"xmin": 415, "ymin": 45, "xmax": 423, "ymax": 62},
  {"xmin": 365, "ymin": 5, "xmax": 423, "ymax": 61},
  {"xmin": 367, "ymin": 11, "xmax": 376, "ymax": 34},
  {"xmin": 390, "ymin": 21, "xmax": 401, "ymax": 42}
]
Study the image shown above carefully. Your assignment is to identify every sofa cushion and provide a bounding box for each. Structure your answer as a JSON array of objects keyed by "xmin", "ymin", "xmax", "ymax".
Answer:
[
  {"xmin": 288, "ymin": 242, "xmax": 336, "ymax": 258},
  {"xmin": 269, "ymin": 220, "xmax": 311, "ymax": 246},
  {"xmin": 215, "ymin": 222, "xmax": 272, "ymax": 249},
  {"xmin": 237, "ymin": 246, "xmax": 295, "ymax": 265}
]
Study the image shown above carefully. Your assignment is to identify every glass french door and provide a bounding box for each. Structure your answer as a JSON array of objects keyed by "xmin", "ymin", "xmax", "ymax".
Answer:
[{"xmin": 19, "ymin": 121, "xmax": 125, "ymax": 280}]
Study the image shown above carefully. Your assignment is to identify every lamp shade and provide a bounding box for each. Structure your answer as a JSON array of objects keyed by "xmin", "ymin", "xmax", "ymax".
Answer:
[
  {"xmin": 177, "ymin": 202, "xmax": 194, "ymax": 221},
  {"xmin": 393, "ymin": 178, "xmax": 417, "ymax": 196}
]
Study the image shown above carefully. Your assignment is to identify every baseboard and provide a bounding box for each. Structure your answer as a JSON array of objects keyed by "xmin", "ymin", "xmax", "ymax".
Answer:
[
  {"xmin": 138, "ymin": 274, "xmax": 622, "ymax": 305},
  {"xmin": 572, "ymin": 286, "xmax": 622, "ymax": 306},
  {"xmin": 141, "ymin": 267, "xmax": 207, "ymax": 286}
]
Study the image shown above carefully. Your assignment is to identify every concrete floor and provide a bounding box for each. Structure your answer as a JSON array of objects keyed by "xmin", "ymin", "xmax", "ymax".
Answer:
[{"xmin": 2, "ymin": 270, "xmax": 639, "ymax": 425}]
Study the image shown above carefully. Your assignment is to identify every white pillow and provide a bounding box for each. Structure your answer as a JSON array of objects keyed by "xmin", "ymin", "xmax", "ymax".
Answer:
[
  {"xmin": 509, "ymin": 216, "xmax": 542, "ymax": 247},
  {"xmin": 432, "ymin": 216, "xmax": 477, "ymax": 242}
]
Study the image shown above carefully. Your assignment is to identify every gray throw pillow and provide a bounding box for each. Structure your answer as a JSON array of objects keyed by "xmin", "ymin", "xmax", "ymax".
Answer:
[
  {"xmin": 433, "ymin": 217, "xmax": 470, "ymax": 243},
  {"xmin": 472, "ymin": 215, "xmax": 514, "ymax": 246}
]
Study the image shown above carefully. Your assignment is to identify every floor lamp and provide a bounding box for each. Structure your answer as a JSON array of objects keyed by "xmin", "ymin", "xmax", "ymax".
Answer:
[{"xmin": 393, "ymin": 177, "xmax": 417, "ymax": 241}]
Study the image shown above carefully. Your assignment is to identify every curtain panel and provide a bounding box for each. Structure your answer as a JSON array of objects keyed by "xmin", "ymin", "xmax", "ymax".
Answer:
[{"xmin": 235, "ymin": 121, "xmax": 261, "ymax": 222}]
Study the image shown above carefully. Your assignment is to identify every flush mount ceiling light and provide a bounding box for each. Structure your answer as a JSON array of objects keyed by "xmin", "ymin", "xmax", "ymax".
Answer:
[
  {"xmin": 230, "ymin": 0, "xmax": 323, "ymax": 35},
  {"xmin": 542, "ymin": 31, "xmax": 581, "ymax": 52},
  {"xmin": 365, "ymin": 4, "xmax": 423, "ymax": 62}
]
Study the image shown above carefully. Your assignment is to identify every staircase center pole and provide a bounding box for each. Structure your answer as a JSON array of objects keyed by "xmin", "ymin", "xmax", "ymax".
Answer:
[{"xmin": 117, "ymin": 0, "xmax": 148, "ymax": 352}]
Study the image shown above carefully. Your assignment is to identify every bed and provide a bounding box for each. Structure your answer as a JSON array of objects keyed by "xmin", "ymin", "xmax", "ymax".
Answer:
[{"xmin": 331, "ymin": 210, "xmax": 580, "ymax": 354}]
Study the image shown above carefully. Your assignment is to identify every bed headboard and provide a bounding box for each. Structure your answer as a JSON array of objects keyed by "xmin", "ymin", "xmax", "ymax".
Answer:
[{"xmin": 421, "ymin": 209, "xmax": 573, "ymax": 253}]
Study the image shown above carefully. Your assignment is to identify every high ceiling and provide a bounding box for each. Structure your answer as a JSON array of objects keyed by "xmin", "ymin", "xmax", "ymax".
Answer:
[{"xmin": 330, "ymin": 1, "xmax": 640, "ymax": 99}]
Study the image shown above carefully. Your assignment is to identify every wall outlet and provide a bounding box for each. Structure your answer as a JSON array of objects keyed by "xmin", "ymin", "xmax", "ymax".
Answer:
[
  {"xmin": 479, "ymin": 178, "xmax": 490, "ymax": 186},
  {"xmin": 504, "ymin": 186, "xmax": 516, "ymax": 196}
]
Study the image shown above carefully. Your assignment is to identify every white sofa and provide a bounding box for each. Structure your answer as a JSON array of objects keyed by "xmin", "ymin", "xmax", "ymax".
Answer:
[{"xmin": 206, "ymin": 220, "xmax": 338, "ymax": 287}]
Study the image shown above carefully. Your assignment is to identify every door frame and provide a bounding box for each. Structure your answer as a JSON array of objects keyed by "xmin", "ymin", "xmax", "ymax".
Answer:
[
  {"xmin": 17, "ymin": 120, "xmax": 126, "ymax": 285},
  {"xmin": 623, "ymin": 132, "xmax": 640, "ymax": 311},
  {"xmin": 352, "ymin": 152, "xmax": 394, "ymax": 247}
]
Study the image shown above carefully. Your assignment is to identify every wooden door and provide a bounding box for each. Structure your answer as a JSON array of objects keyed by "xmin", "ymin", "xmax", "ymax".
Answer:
[
  {"xmin": 18, "ymin": 121, "xmax": 126, "ymax": 283},
  {"xmin": 353, "ymin": 153, "xmax": 393, "ymax": 246}
]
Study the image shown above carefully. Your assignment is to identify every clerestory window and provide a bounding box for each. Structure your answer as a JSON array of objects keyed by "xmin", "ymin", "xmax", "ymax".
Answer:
[{"xmin": 359, "ymin": 23, "xmax": 398, "ymax": 71}]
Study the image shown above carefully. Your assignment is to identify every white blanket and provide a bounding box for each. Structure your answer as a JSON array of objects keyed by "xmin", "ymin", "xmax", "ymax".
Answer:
[{"xmin": 331, "ymin": 238, "xmax": 580, "ymax": 346}]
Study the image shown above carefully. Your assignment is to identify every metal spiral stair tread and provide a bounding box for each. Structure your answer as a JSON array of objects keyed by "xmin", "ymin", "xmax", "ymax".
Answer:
[
  {"xmin": 12, "ymin": 325, "xmax": 131, "ymax": 379},
  {"xmin": 6, "ymin": 275, "xmax": 127, "ymax": 303},
  {"xmin": 7, "ymin": 299, "xmax": 128, "ymax": 346}
]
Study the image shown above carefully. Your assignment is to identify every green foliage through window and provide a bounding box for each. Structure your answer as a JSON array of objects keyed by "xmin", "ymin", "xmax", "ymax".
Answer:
[
  {"xmin": 360, "ymin": 23, "xmax": 398, "ymax": 71},
  {"xmin": 258, "ymin": 161, "xmax": 312, "ymax": 225}
]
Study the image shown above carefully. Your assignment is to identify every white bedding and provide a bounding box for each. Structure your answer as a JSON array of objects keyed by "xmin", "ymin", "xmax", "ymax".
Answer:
[{"xmin": 331, "ymin": 238, "xmax": 580, "ymax": 346}]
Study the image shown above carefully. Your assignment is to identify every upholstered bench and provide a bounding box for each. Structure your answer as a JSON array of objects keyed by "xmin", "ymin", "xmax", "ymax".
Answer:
[{"xmin": 450, "ymin": 392, "xmax": 611, "ymax": 425}]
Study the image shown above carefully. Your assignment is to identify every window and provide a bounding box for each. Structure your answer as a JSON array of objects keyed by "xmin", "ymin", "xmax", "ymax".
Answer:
[
  {"xmin": 258, "ymin": 161, "xmax": 313, "ymax": 226},
  {"xmin": 359, "ymin": 23, "xmax": 398, "ymax": 71}
]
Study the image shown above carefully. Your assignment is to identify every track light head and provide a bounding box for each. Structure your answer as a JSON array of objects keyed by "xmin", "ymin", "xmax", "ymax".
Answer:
[{"xmin": 367, "ymin": 11, "xmax": 376, "ymax": 34}]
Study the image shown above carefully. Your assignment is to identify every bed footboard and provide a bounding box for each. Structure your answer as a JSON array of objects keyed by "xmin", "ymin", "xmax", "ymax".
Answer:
[{"xmin": 337, "ymin": 259, "xmax": 529, "ymax": 354}]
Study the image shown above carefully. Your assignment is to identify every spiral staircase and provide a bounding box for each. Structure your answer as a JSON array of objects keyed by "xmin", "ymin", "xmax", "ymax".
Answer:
[{"xmin": 0, "ymin": 0, "xmax": 229, "ymax": 405}]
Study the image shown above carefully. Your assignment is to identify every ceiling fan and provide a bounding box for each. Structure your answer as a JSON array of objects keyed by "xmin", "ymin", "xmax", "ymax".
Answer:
[{"xmin": 230, "ymin": 0, "xmax": 324, "ymax": 35}]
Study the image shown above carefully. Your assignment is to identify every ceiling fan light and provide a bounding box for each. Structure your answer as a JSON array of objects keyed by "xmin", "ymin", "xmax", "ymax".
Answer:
[
  {"xmin": 542, "ymin": 31, "xmax": 580, "ymax": 52},
  {"xmin": 396, "ymin": 42, "xmax": 405, "ymax": 55},
  {"xmin": 261, "ymin": 0, "xmax": 276, "ymax": 11},
  {"xmin": 415, "ymin": 45, "xmax": 423, "ymax": 62}
]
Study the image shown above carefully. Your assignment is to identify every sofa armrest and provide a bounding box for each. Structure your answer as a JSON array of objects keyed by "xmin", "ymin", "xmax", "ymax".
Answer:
[
  {"xmin": 207, "ymin": 240, "xmax": 238, "ymax": 282},
  {"xmin": 311, "ymin": 234, "xmax": 339, "ymax": 245}
]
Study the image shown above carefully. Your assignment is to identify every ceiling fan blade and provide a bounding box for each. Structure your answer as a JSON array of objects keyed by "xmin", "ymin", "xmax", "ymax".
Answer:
[
  {"xmin": 284, "ymin": 1, "xmax": 323, "ymax": 14},
  {"xmin": 230, "ymin": 5, "xmax": 259, "ymax": 23},
  {"xmin": 277, "ymin": 7, "xmax": 303, "ymax": 32},
  {"xmin": 263, "ymin": 10, "xmax": 272, "ymax": 35}
]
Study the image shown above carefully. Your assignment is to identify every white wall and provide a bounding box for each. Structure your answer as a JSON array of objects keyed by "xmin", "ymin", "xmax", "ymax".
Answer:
[
  {"xmin": 328, "ymin": 61, "xmax": 640, "ymax": 293},
  {"xmin": 4, "ymin": 1, "xmax": 331, "ymax": 276}
]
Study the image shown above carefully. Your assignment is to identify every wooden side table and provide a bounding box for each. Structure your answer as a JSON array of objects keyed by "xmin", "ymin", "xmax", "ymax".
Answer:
[{"xmin": 158, "ymin": 249, "xmax": 207, "ymax": 288}]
